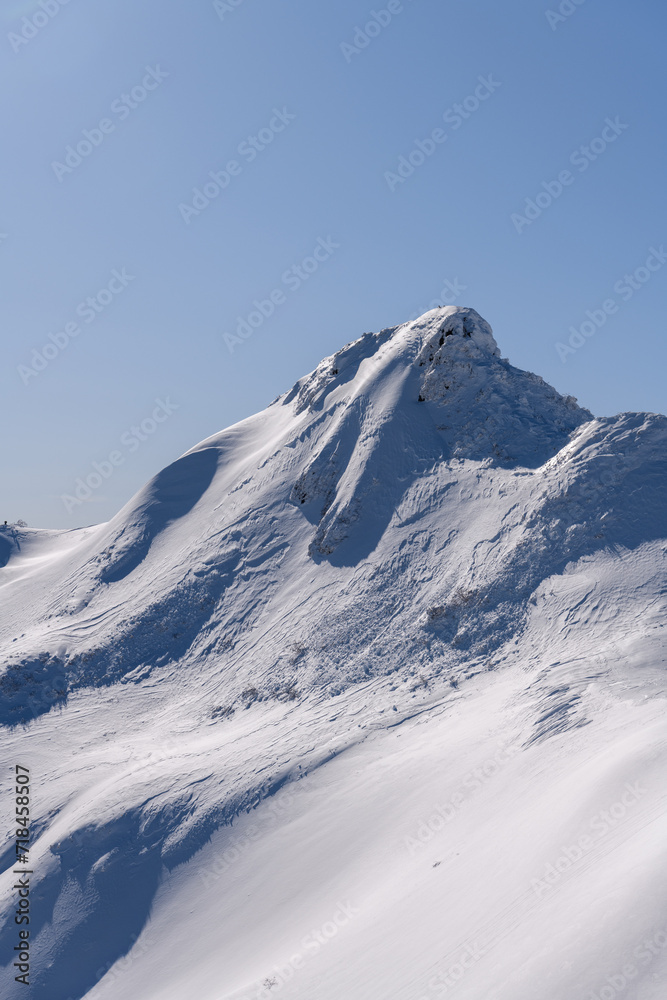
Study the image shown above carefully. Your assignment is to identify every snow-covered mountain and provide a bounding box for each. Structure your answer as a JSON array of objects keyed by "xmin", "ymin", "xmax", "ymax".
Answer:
[{"xmin": 1, "ymin": 306, "xmax": 666, "ymax": 1000}]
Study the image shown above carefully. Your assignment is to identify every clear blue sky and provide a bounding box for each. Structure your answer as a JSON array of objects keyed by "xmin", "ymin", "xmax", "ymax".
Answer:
[{"xmin": 2, "ymin": 0, "xmax": 666, "ymax": 528}]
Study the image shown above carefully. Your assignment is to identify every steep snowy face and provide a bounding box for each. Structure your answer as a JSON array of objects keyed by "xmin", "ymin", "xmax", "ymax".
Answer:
[
  {"xmin": 413, "ymin": 307, "xmax": 589, "ymax": 464},
  {"xmin": 286, "ymin": 307, "xmax": 591, "ymax": 557},
  {"xmin": 285, "ymin": 306, "xmax": 499, "ymax": 417},
  {"xmin": 288, "ymin": 306, "xmax": 590, "ymax": 462}
]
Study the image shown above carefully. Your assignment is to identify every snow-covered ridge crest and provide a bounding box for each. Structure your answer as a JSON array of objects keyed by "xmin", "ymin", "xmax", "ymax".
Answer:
[
  {"xmin": 285, "ymin": 306, "xmax": 593, "ymax": 558},
  {"xmin": 283, "ymin": 306, "xmax": 499, "ymax": 415}
]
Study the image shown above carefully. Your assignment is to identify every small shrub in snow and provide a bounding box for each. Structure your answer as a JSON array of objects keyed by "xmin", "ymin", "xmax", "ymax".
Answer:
[
  {"xmin": 449, "ymin": 588, "xmax": 478, "ymax": 607},
  {"xmin": 289, "ymin": 642, "xmax": 306, "ymax": 664},
  {"xmin": 240, "ymin": 686, "xmax": 259, "ymax": 706},
  {"xmin": 210, "ymin": 705, "xmax": 234, "ymax": 720}
]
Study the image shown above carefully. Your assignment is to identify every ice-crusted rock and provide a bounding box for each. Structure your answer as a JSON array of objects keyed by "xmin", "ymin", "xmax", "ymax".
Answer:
[{"xmin": 415, "ymin": 304, "xmax": 501, "ymax": 357}]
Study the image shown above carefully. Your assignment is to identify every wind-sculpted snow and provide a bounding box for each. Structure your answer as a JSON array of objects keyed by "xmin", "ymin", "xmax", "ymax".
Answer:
[
  {"xmin": 0, "ymin": 307, "xmax": 666, "ymax": 1000},
  {"xmin": 98, "ymin": 447, "xmax": 220, "ymax": 584}
]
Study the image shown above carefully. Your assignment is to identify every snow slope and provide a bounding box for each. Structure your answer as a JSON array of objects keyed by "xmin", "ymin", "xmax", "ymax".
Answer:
[{"xmin": 0, "ymin": 306, "xmax": 665, "ymax": 1000}]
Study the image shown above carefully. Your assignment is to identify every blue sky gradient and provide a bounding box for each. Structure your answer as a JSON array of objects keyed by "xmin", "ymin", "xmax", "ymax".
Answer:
[{"xmin": 2, "ymin": 0, "xmax": 666, "ymax": 527}]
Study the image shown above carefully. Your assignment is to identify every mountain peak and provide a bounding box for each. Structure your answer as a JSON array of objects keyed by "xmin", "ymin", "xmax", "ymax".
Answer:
[
  {"xmin": 274, "ymin": 307, "xmax": 593, "ymax": 561},
  {"xmin": 283, "ymin": 306, "xmax": 499, "ymax": 416},
  {"xmin": 409, "ymin": 306, "xmax": 591, "ymax": 465},
  {"xmin": 410, "ymin": 304, "xmax": 501, "ymax": 358}
]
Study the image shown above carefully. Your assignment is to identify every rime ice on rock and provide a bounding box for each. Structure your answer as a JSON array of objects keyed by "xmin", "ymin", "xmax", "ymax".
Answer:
[{"xmin": 414, "ymin": 305, "xmax": 501, "ymax": 358}]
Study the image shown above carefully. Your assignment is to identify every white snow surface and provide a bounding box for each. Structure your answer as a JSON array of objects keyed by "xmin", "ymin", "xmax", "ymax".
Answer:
[{"xmin": 1, "ymin": 306, "xmax": 666, "ymax": 1000}]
